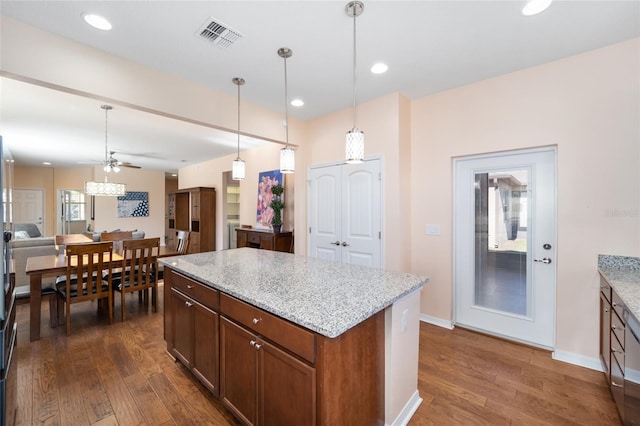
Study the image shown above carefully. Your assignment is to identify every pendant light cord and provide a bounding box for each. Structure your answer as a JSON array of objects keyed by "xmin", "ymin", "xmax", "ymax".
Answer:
[
  {"xmin": 237, "ymin": 82, "xmax": 241, "ymax": 159},
  {"xmin": 352, "ymin": 6, "xmax": 357, "ymax": 129},
  {"xmin": 284, "ymin": 54, "xmax": 290, "ymax": 147}
]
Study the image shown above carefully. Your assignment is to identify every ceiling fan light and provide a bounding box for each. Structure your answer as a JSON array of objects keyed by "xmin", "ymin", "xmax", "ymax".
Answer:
[
  {"xmin": 85, "ymin": 181, "xmax": 126, "ymax": 196},
  {"xmin": 232, "ymin": 158, "xmax": 245, "ymax": 180},
  {"xmin": 112, "ymin": 165, "xmax": 120, "ymax": 173},
  {"xmin": 346, "ymin": 128, "xmax": 364, "ymax": 164},
  {"xmin": 280, "ymin": 146, "xmax": 295, "ymax": 174},
  {"xmin": 522, "ymin": 0, "xmax": 552, "ymax": 16}
]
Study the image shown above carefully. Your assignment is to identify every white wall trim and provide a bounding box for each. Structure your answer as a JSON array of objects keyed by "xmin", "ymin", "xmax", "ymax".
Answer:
[
  {"xmin": 420, "ymin": 314, "xmax": 454, "ymax": 330},
  {"xmin": 385, "ymin": 390, "xmax": 423, "ymax": 426},
  {"xmin": 552, "ymin": 349, "xmax": 604, "ymax": 372}
]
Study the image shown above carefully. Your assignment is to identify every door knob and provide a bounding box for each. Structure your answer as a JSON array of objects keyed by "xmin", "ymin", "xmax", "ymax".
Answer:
[
  {"xmin": 331, "ymin": 241, "xmax": 341, "ymax": 246},
  {"xmin": 534, "ymin": 257, "xmax": 552, "ymax": 264},
  {"xmin": 341, "ymin": 241, "xmax": 350, "ymax": 247}
]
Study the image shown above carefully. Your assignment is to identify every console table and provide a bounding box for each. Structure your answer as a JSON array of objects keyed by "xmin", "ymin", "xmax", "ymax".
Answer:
[{"xmin": 235, "ymin": 228, "xmax": 293, "ymax": 253}]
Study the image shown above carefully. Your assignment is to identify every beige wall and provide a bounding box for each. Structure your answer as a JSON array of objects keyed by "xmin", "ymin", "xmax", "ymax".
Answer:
[
  {"xmin": 410, "ymin": 38, "xmax": 640, "ymax": 359},
  {"xmin": 14, "ymin": 165, "xmax": 166, "ymax": 241}
]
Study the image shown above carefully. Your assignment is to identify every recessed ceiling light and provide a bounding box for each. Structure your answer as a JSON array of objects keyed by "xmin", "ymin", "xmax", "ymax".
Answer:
[
  {"xmin": 522, "ymin": 0, "xmax": 552, "ymax": 16},
  {"xmin": 291, "ymin": 99, "xmax": 304, "ymax": 107},
  {"xmin": 42, "ymin": 162, "xmax": 51, "ymax": 166},
  {"xmin": 171, "ymin": 173, "xmax": 178, "ymax": 177},
  {"xmin": 82, "ymin": 13, "xmax": 112, "ymax": 31},
  {"xmin": 371, "ymin": 63, "xmax": 388, "ymax": 74}
]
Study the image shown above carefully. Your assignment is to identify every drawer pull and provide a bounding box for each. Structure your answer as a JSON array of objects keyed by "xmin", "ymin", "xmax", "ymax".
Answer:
[
  {"xmin": 612, "ymin": 381, "xmax": 623, "ymax": 388},
  {"xmin": 612, "ymin": 325, "xmax": 617, "ymax": 330},
  {"xmin": 612, "ymin": 347, "xmax": 622, "ymax": 353},
  {"xmin": 613, "ymin": 302, "xmax": 624, "ymax": 309},
  {"xmin": 187, "ymin": 285, "xmax": 194, "ymax": 289},
  {"xmin": 253, "ymin": 318, "xmax": 261, "ymax": 325},
  {"xmin": 185, "ymin": 301, "xmax": 193, "ymax": 307}
]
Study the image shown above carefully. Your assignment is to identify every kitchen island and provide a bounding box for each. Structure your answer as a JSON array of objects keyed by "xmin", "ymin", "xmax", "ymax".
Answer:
[{"xmin": 160, "ymin": 248, "xmax": 428, "ymax": 426}]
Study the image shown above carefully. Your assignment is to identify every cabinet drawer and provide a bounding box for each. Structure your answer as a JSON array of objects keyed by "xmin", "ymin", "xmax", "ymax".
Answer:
[
  {"xmin": 247, "ymin": 232, "xmax": 261, "ymax": 244},
  {"xmin": 611, "ymin": 355, "xmax": 625, "ymax": 412},
  {"xmin": 220, "ymin": 293, "xmax": 315, "ymax": 364},
  {"xmin": 600, "ymin": 277, "xmax": 611, "ymax": 303},
  {"xmin": 612, "ymin": 311, "xmax": 625, "ymax": 349},
  {"xmin": 172, "ymin": 272, "xmax": 218, "ymax": 311},
  {"xmin": 612, "ymin": 290, "xmax": 625, "ymax": 323}
]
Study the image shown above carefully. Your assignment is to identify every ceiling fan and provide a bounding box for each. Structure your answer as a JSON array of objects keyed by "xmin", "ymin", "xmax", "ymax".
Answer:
[{"xmin": 104, "ymin": 151, "xmax": 141, "ymax": 172}]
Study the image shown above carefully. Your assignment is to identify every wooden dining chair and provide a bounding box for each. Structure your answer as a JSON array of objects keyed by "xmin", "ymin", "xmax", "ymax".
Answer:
[
  {"xmin": 100, "ymin": 231, "xmax": 133, "ymax": 254},
  {"xmin": 117, "ymin": 237, "xmax": 160, "ymax": 321},
  {"xmin": 57, "ymin": 241, "xmax": 115, "ymax": 335}
]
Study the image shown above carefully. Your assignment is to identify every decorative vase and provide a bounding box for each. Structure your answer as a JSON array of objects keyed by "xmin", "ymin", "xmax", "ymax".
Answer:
[{"xmin": 272, "ymin": 224, "xmax": 282, "ymax": 233}]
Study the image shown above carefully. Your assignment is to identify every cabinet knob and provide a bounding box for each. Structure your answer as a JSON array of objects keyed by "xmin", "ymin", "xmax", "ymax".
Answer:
[
  {"xmin": 250, "ymin": 340, "xmax": 256, "ymax": 347},
  {"xmin": 187, "ymin": 285, "xmax": 194, "ymax": 289},
  {"xmin": 254, "ymin": 343, "xmax": 262, "ymax": 350},
  {"xmin": 253, "ymin": 318, "xmax": 261, "ymax": 325},
  {"xmin": 612, "ymin": 347, "xmax": 621, "ymax": 353},
  {"xmin": 612, "ymin": 325, "xmax": 617, "ymax": 330},
  {"xmin": 612, "ymin": 381, "xmax": 623, "ymax": 388},
  {"xmin": 185, "ymin": 301, "xmax": 193, "ymax": 307}
]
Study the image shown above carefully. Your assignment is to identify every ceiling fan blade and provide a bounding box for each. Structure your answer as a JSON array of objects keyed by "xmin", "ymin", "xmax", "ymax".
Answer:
[{"xmin": 119, "ymin": 162, "xmax": 142, "ymax": 169}]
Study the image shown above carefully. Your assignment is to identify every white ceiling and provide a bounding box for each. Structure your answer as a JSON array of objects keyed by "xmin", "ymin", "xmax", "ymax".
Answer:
[{"xmin": 1, "ymin": 0, "xmax": 638, "ymax": 173}]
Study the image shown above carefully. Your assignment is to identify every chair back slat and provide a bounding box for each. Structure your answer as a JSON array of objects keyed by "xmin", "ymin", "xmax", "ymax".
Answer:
[
  {"xmin": 122, "ymin": 238, "xmax": 160, "ymax": 292},
  {"xmin": 101, "ymin": 231, "xmax": 134, "ymax": 254},
  {"xmin": 175, "ymin": 230, "xmax": 190, "ymax": 255}
]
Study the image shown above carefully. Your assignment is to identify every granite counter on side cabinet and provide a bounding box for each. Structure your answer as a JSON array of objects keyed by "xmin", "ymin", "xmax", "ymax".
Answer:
[
  {"xmin": 160, "ymin": 247, "xmax": 429, "ymax": 425},
  {"xmin": 599, "ymin": 254, "xmax": 640, "ymax": 320}
]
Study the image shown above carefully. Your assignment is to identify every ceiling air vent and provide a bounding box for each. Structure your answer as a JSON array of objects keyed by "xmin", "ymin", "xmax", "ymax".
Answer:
[{"xmin": 195, "ymin": 17, "xmax": 243, "ymax": 49}]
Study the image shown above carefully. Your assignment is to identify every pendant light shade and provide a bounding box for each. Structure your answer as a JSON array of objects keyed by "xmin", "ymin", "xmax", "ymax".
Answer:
[
  {"xmin": 232, "ymin": 77, "xmax": 246, "ymax": 181},
  {"xmin": 345, "ymin": 1, "xmax": 365, "ymax": 164},
  {"xmin": 278, "ymin": 47, "xmax": 295, "ymax": 174},
  {"xmin": 85, "ymin": 105, "xmax": 126, "ymax": 196}
]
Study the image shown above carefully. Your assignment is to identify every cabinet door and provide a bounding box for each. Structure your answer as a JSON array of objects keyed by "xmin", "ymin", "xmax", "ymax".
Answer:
[
  {"xmin": 192, "ymin": 300, "xmax": 219, "ymax": 397},
  {"xmin": 191, "ymin": 191, "xmax": 201, "ymax": 221},
  {"xmin": 170, "ymin": 288, "xmax": 194, "ymax": 368},
  {"xmin": 259, "ymin": 341, "xmax": 316, "ymax": 425},
  {"xmin": 260, "ymin": 235, "xmax": 274, "ymax": 251},
  {"xmin": 601, "ymin": 291, "xmax": 611, "ymax": 378},
  {"xmin": 220, "ymin": 317, "xmax": 258, "ymax": 426},
  {"xmin": 237, "ymin": 230, "xmax": 248, "ymax": 248}
]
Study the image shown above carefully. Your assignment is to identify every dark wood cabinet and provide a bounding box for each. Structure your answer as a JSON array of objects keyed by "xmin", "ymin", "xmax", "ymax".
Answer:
[
  {"xmin": 236, "ymin": 228, "xmax": 292, "ymax": 253},
  {"xmin": 220, "ymin": 316, "xmax": 316, "ymax": 426},
  {"xmin": 164, "ymin": 266, "xmax": 383, "ymax": 426},
  {"xmin": 600, "ymin": 276, "xmax": 625, "ymax": 421},
  {"xmin": 168, "ymin": 187, "xmax": 215, "ymax": 253},
  {"xmin": 166, "ymin": 270, "xmax": 220, "ymax": 396}
]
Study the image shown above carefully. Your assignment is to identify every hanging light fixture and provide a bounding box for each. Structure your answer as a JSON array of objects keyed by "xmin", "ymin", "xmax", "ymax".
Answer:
[
  {"xmin": 84, "ymin": 105, "xmax": 126, "ymax": 196},
  {"xmin": 278, "ymin": 47, "xmax": 295, "ymax": 174},
  {"xmin": 345, "ymin": 1, "xmax": 365, "ymax": 164},
  {"xmin": 232, "ymin": 77, "xmax": 246, "ymax": 180}
]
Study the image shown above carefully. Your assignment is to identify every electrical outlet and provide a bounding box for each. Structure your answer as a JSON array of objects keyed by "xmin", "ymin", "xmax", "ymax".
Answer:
[{"xmin": 425, "ymin": 224, "xmax": 441, "ymax": 236}]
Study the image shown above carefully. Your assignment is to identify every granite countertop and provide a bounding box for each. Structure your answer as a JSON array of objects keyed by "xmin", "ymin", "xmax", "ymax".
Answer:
[
  {"xmin": 598, "ymin": 254, "xmax": 640, "ymax": 321},
  {"xmin": 160, "ymin": 248, "xmax": 428, "ymax": 338}
]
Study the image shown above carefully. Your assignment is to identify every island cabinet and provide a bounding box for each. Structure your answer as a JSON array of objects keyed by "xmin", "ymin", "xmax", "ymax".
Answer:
[
  {"xmin": 164, "ymin": 266, "xmax": 385, "ymax": 426},
  {"xmin": 166, "ymin": 270, "xmax": 220, "ymax": 396}
]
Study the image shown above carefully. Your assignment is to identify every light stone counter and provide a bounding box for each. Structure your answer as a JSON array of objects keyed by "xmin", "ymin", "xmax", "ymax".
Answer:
[
  {"xmin": 160, "ymin": 247, "xmax": 428, "ymax": 338},
  {"xmin": 598, "ymin": 254, "xmax": 640, "ymax": 321}
]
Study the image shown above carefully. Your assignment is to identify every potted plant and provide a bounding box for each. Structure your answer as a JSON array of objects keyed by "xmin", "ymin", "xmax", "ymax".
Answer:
[{"xmin": 270, "ymin": 184, "xmax": 285, "ymax": 233}]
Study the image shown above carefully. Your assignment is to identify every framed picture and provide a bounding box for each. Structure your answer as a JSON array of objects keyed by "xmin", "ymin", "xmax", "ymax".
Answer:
[
  {"xmin": 117, "ymin": 191, "xmax": 149, "ymax": 217},
  {"xmin": 256, "ymin": 169, "xmax": 283, "ymax": 229}
]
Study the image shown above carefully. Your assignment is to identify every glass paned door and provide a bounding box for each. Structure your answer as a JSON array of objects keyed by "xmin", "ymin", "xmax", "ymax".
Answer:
[{"xmin": 455, "ymin": 148, "xmax": 556, "ymax": 349}]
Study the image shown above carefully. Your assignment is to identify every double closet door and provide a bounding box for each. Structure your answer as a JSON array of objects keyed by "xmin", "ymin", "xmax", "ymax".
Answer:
[{"xmin": 307, "ymin": 159, "xmax": 382, "ymax": 268}]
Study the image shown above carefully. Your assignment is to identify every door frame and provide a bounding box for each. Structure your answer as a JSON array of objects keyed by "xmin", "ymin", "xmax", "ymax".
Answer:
[
  {"xmin": 453, "ymin": 146, "xmax": 557, "ymax": 349},
  {"xmin": 13, "ymin": 188, "xmax": 45, "ymax": 235},
  {"xmin": 306, "ymin": 155, "xmax": 384, "ymax": 268}
]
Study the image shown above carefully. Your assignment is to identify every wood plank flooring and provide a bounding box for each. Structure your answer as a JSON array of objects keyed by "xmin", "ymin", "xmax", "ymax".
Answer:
[{"xmin": 14, "ymin": 286, "xmax": 621, "ymax": 425}]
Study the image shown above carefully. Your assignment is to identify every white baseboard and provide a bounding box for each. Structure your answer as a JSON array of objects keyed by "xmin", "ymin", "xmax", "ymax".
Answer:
[
  {"xmin": 419, "ymin": 314, "xmax": 454, "ymax": 330},
  {"xmin": 386, "ymin": 390, "xmax": 423, "ymax": 426},
  {"xmin": 552, "ymin": 349, "xmax": 604, "ymax": 372}
]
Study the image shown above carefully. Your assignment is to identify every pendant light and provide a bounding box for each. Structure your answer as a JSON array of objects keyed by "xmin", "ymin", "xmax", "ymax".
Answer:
[
  {"xmin": 345, "ymin": 1, "xmax": 364, "ymax": 164},
  {"xmin": 278, "ymin": 47, "xmax": 295, "ymax": 174},
  {"xmin": 85, "ymin": 105, "xmax": 126, "ymax": 196},
  {"xmin": 232, "ymin": 77, "xmax": 246, "ymax": 180}
]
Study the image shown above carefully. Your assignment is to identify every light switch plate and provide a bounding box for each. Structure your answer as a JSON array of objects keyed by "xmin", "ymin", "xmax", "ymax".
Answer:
[{"xmin": 425, "ymin": 224, "xmax": 441, "ymax": 236}]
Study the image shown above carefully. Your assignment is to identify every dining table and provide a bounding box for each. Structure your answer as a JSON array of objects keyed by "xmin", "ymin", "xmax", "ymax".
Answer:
[{"xmin": 25, "ymin": 245, "xmax": 178, "ymax": 341}]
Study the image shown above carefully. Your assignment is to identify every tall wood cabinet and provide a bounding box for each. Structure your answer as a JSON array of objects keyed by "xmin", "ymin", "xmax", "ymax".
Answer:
[{"xmin": 168, "ymin": 187, "xmax": 216, "ymax": 253}]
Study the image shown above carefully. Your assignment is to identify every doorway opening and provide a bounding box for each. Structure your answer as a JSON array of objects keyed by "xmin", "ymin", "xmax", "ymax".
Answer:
[{"xmin": 222, "ymin": 171, "xmax": 240, "ymax": 249}]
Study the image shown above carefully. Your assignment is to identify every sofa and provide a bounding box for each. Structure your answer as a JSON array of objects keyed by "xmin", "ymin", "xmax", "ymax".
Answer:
[{"xmin": 11, "ymin": 237, "xmax": 58, "ymax": 299}]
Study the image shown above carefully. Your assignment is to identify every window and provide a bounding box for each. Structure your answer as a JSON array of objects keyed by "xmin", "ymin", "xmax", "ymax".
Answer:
[{"xmin": 64, "ymin": 190, "xmax": 85, "ymax": 221}]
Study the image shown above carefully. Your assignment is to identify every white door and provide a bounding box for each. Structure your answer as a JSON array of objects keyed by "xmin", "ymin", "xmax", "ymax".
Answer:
[
  {"xmin": 308, "ymin": 159, "xmax": 382, "ymax": 268},
  {"xmin": 13, "ymin": 189, "xmax": 44, "ymax": 234},
  {"xmin": 454, "ymin": 148, "xmax": 556, "ymax": 348}
]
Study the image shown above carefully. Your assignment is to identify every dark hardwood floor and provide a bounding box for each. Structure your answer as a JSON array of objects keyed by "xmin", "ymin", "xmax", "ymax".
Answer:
[{"xmin": 14, "ymin": 285, "xmax": 620, "ymax": 425}]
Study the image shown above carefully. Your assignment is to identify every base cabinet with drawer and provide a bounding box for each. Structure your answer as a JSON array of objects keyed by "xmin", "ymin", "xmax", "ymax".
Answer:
[
  {"xmin": 600, "ymin": 276, "xmax": 626, "ymax": 421},
  {"xmin": 166, "ymin": 271, "xmax": 220, "ymax": 396},
  {"xmin": 164, "ymin": 266, "xmax": 383, "ymax": 425},
  {"xmin": 236, "ymin": 228, "xmax": 293, "ymax": 253}
]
